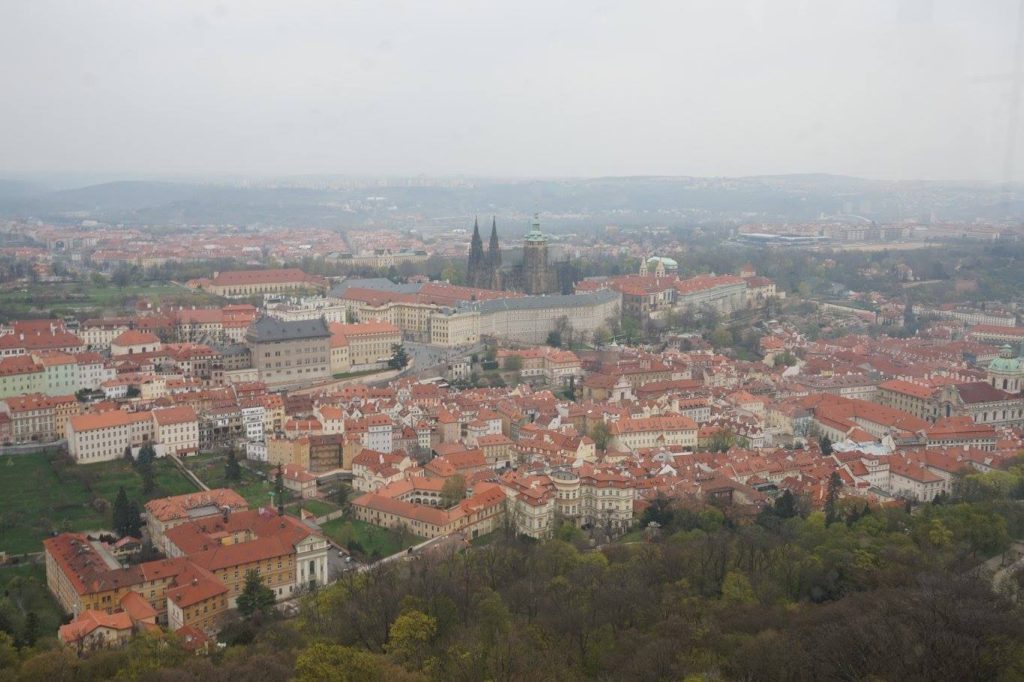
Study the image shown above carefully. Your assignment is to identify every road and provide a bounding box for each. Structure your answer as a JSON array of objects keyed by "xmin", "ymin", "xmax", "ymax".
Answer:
[
  {"xmin": 987, "ymin": 542, "xmax": 1024, "ymax": 595},
  {"xmin": 325, "ymin": 543, "xmax": 363, "ymax": 581},
  {"xmin": 0, "ymin": 440, "xmax": 66, "ymax": 456}
]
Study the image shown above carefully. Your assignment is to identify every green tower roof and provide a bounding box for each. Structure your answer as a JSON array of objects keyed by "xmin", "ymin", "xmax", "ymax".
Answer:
[{"xmin": 525, "ymin": 213, "xmax": 547, "ymax": 242}]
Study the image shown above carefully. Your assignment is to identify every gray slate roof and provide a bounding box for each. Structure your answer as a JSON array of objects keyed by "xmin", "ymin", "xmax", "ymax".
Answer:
[
  {"xmin": 472, "ymin": 288, "xmax": 620, "ymax": 313},
  {"xmin": 328, "ymin": 278, "xmax": 421, "ymax": 298},
  {"xmin": 245, "ymin": 316, "xmax": 331, "ymax": 343}
]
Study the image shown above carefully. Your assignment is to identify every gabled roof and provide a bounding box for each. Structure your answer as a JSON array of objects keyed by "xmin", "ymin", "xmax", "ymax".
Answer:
[
  {"xmin": 112, "ymin": 330, "xmax": 161, "ymax": 347},
  {"xmin": 245, "ymin": 316, "xmax": 331, "ymax": 343},
  {"xmin": 956, "ymin": 381, "xmax": 1013, "ymax": 404},
  {"xmin": 211, "ymin": 268, "xmax": 319, "ymax": 286}
]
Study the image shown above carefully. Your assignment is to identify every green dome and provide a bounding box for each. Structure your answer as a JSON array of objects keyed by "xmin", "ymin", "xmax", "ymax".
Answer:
[{"xmin": 989, "ymin": 354, "xmax": 1022, "ymax": 373}]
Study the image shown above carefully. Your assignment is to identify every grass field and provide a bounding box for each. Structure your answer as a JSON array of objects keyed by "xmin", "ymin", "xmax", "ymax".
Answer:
[
  {"xmin": 318, "ymin": 517, "xmax": 418, "ymax": 559},
  {"xmin": 0, "ymin": 280, "xmax": 221, "ymax": 320},
  {"xmin": 183, "ymin": 452, "xmax": 292, "ymax": 509},
  {"xmin": 286, "ymin": 498, "xmax": 339, "ymax": 518},
  {"xmin": 0, "ymin": 450, "xmax": 197, "ymax": 555},
  {"xmin": 0, "ymin": 562, "xmax": 67, "ymax": 637}
]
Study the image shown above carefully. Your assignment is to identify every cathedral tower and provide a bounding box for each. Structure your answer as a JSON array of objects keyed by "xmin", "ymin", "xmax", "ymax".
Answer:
[
  {"xmin": 467, "ymin": 217, "xmax": 485, "ymax": 288},
  {"xmin": 522, "ymin": 213, "xmax": 554, "ymax": 295},
  {"xmin": 485, "ymin": 217, "xmax": 502, "ymax": 289}
]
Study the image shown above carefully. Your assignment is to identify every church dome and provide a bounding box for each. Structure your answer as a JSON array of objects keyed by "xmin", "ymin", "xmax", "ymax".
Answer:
[{"xmin": 989, "ymin": 344, "xmax": 1022, "ymax": 373}]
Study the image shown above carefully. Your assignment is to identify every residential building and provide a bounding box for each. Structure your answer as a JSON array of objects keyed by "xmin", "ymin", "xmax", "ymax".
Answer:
[
  {"xmin": 197, "ymin": 268, "xmax": 326, "ymax": 298},
  {"xmin": 608, "ymin": 415, "xmax": 698, "ymax": 451},
  {"xmin": 152, "ymin": 406, "xmax": 200, "ymax": 456},
  {"xmin": 67, "ymin": 410, "xmax": 154, "ymax": 463},
  {"xmin": 246, "ymin": 316, "xmax": 332, "ymax": 387},
  {"xmin": 144, "ymin": 489, "xmax": 249, "ymax": 553},
  {"xmin": 328, "ymin": 321, "xmax": 402, "ymax": 370}
]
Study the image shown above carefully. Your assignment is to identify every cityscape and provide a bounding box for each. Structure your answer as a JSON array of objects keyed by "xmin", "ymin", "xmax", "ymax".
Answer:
[{"xmin": 3, "ymin": 1, "xmax": 1024, "ymax": 681}]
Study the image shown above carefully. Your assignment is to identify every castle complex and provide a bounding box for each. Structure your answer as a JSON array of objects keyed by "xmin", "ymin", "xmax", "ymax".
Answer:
[{"xmin": 467, "ymin": 214, "xmax": 560, "ymax": 295}]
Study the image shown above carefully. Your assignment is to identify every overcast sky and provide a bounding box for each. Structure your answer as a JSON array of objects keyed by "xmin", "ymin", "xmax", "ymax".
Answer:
[{"xmin": 0, "ymin": 0, "xmax": 1021, "ymax": 182}]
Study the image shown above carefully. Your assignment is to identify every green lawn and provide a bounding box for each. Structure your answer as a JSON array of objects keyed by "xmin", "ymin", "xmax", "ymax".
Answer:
[
  {"xmin": 0, "ymin": 281, "xmax": 221, "ymax": 320},
  {"xmin": 318, "ymin": 517, "xmax": 418, "ymax": 559},
  {"xmin": 0, "ymin": 562, "xmax": 67, "ymax": 636},
  {"xmin": 0, "ymin": 450, "xmax": 197, "ymax": 555},
  {"xmin": 286, "ymin": 498, "xmax": 339, "ymax": 519},
  {"xmin": 183, "ymin": 452, "xmax": 291, "ymax": 509}
]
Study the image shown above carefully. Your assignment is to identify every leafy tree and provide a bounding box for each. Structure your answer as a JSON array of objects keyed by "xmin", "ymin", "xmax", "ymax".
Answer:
[
  {"xmin": 334, "ymin": 482, "xmax": 352, "ymax": 511},
  {"xmin": 903, "ymin": 299, "xmax": 918, "ymax": 335},
  {"xmin": 502, "ymin": 355, "xmax": 523, "ymax": 372},
  {"xmin": 621, "ymin": 315, "xmax": 642, "ymax": 344},
  {"xmin": 388, "ymin": 344, "xmax": 409, "ymax": 370},
  {"xmin": 112, "ymin": 486, "xmax": 131, "ymax": 536},
  {"xmin": 546, "ymin": 330, "xmax": 562, "ymax": 348},
  {"xmin": 0, "ymin": 633, "xmax": 16, "ymax": 671},
  {"xmin": 296, "ymin": 642, "xmax": 415, "ymax": 682},
  {"xmin": 225, "ymin": 448, "xmax": 242, "ymax": 482},
  {"xmin": 554, "ymin": 518, "xmax": 586, "ymax": 544},
  {"xmin": 137, "ymin": 442, "xmax": 156, "ymax": 466},
  {"xmin": 566, "ymin": 374, "xmax": 576, "ymax": 401},
  {"xmin": 237, "ymin": 570, "xmax": 276, "ymax": 619},
  {"xmin": 824, "ymin": 472, "xmax": 842, "ymax": 526},
  {"xmin": 589, "ymin": 421, "xmax": 612, "ymax": 451},
  {"xmin": 721, "ymin": 570, "xmax": 757, "ymax": 604},
  {"xmin": 774, "ymin": 489, "xmax": 798, "ymax": 519},
  {"xmin": 709, "ymin": 326, "xmax": 733, "ymax": 349},
  {"xmin": 275, "ymin": 465, "xmax": 285, "ymax": 515},
  {"xmin": 140, "ymin": 463, "xmax": 155, "ymax": 494},
  {"xmin": 20, "ymin": 611, "xmax": 38, "ymax": 647},
  {"xmin": 126, "ymin": 501, "xmax": 143, "ymax": 537},
  {"xmin": 706, "ymin": 428, "xmax": 738, "ymax": 453},
  {"xmin": 440, "ymin": 474, "xmax": 466, "ymax": 508},
  {"xmin": 640, "ymin": 494, "xmax": 675, "ymax": 528},
  {"xmin": 775, "ymin": 350, "xmax": 798, "ymax": 367},
  {"xmin": 386, "ymin": 609, "xmax": 437, "ymax": 669},
  {"xmin": 819, "ymin": 435, "xmax": 833, "ymax": 456}
]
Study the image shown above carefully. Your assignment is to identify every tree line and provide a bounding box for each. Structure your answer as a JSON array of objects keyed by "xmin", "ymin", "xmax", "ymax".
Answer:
[{"xmin": 6, "ymin": 464, "xmax": 1024, "ymax": 680}]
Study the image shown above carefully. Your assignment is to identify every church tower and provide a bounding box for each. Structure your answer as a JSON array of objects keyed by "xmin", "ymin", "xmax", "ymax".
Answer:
[
  {"xmin": 485, "ymin": 217, "xmax": 502, "ymax": 289},
  {"xmin": 467, "ymin": 217, "xmax": 485, "ymax": 288},
  {"xmin": 522, "ymin": 213, "xmax": 553, "ymax": 295}
]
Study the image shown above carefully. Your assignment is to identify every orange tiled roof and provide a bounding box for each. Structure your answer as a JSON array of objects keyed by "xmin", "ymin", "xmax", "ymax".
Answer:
[{"xmin": 144, "ymin": 488, "xmax": 248, "ymax": 522}]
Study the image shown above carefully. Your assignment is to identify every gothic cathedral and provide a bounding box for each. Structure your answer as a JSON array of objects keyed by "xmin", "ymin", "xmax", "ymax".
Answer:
[{"xmin": 466, "ymin": 214, "xmax": 558, "ymax": 295}]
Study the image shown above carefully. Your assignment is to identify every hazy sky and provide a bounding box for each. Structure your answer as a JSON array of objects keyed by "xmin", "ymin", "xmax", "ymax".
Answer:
[{"xmin": 0, "ymin": 0, "xmax": 1021, "ymax": 182}]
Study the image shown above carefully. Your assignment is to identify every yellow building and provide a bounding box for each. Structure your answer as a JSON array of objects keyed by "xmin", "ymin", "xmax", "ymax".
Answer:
[{"xmin": 328, "ymin": 321, "xmax": 402, "ymax": 370}]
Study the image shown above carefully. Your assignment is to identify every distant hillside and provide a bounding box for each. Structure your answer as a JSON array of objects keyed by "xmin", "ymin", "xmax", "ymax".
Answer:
[
  {"xmin": 0, "ymin": 179, "xmax": 48, "ymax": 203},
  {"xmin": 0, "ymin": 175, "xmax": 1017, "ymax": 228}
]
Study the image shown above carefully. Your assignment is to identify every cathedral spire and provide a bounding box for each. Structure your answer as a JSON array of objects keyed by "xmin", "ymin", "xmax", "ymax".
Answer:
[
  {"xmin": 485, "ymin": 216, "xmax": 502, "ymax": 290},
  {"xmin": 467, "ymin": 216, "xmax": 485, "ymax": 288}
]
